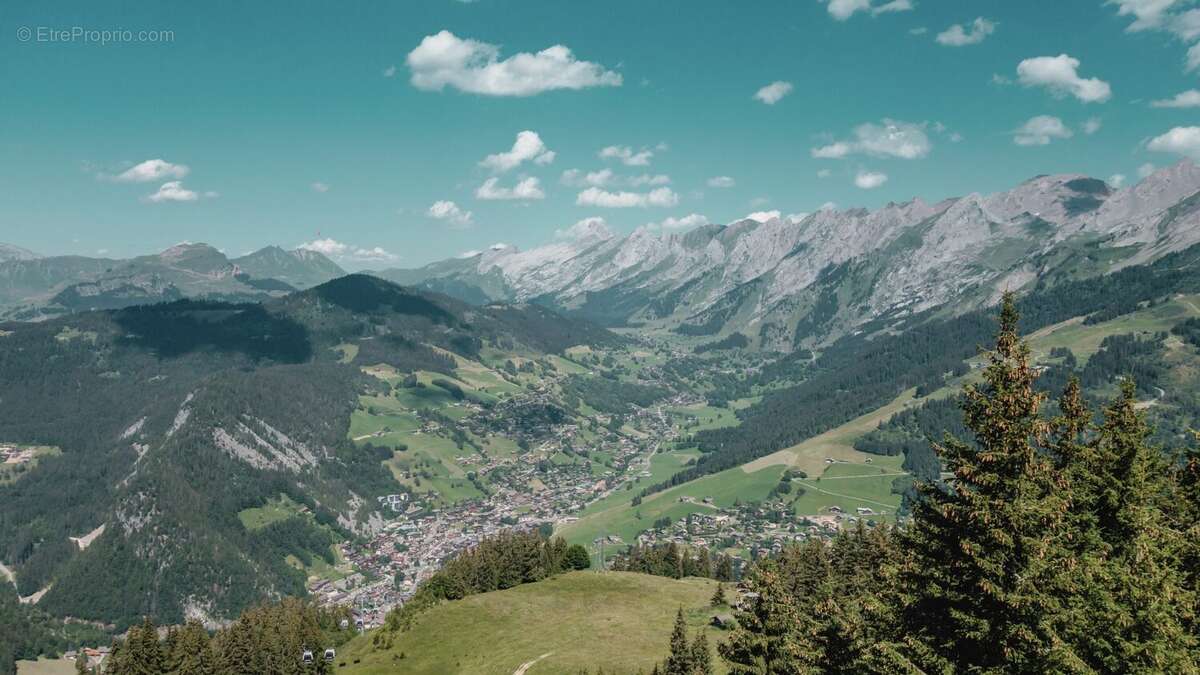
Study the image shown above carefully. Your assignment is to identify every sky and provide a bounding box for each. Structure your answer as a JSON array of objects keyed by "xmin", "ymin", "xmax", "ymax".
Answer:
[{"xmin": 2, "ymin": 0, "xmax": 1199, "ymax": 269}]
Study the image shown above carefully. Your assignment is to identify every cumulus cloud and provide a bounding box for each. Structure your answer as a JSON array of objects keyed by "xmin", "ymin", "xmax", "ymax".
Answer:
[
  {"xmin": 854, "ymin": 170, "xmax": 889, "ymax": 189},
  {"xmin": 707, "ymin": 176, "xmax": 735, "ymax": 188},
  {"xmin": 745, "ymin": 210, "xmax": 781, "ymax": 223},
  {"xmin": 1151, "ymin": 90, "xmax": 1200, "ymax": 107},
  {"xmin": 1189, "ymin": 43, "xmax": 1200, "ymax": 71},
  {"xmin": 754, "ymin": 81, "xmax": 794, "ymax": 105},
  {"xmin": 298, "ymin": 238, "xmax": 397, "ymax": 264},
  {"xmin": 1138, "ymin": 163, "xmax": 1157, "ymax": 178},
  {"xmin": 824, "ymin": 0, "xmax": 913, "ymax": 20},
  {"xmin": 143, "ymin": 181, "xmax": 214, "ymax": 203},
  {"xmin": 1013, "ymin": 115, "xmax": 1074, "ymax": 146},
  {"xmin": 598, "ymin": 145, "xmax": 655, "ymax": 166},
  {"xmin": 646, "ymin": 213, "xmax": 708, "ymax": 231},
  {"xmin": 1084, "ymin": 118, "xmax": 1103, "ymax": 135},
  {"xmin": 561, "ymin": 168, "xmax": 612, "ymax": 187},
  {"xmin": 1109, "ymin": 0, "xmax": 1182, "ymax": 31},
  {"xmin": 383, "ymin": 65, "xmax": 397, "ymax": 78},
  {"xmin": 428, "ymin": 199, "xmax": 474, "ymax": 227},
  {"xmin": 628, "ymin": 173, "xmax": 671, "ymax": 186},
  {"xmin": 311, "ymin": 182, "xmax": 330, "ymax": 193},
  {"xmin": 1016, "ymin": 54, "xmax": 1112, "ymax": 103},
  {"xmin": 576, "ymin": 186, "xmax": 678, "ymax": 208},
  {"xmin": 936, "ymin": 17, "xmax": 996, "ymax": 46},
  {"xmin": 113, "ymin": 159, "xmax": 190, "ymax": 183},
  {"xmin": 811, "ymin": 119, "xmax": 932, "ymax": 160},
  {"xmin": 562, "ymin": 169, "xmax": 669, "ymax": 188},
  {"xmin": 1147, "ymin": 126, "xmax": 1200, "ymax": 158},
  {"xmin": 476, "ymin": 176, "xmax": 546, "ymax": 200},
  {"xmin": 480, "ymin": 130, "xmax": 555, "ymax": 172},
  {"xmin": 1109, "ymin": 173, "xmax": 1127, "ymax": 188},
  {"xmin": 406, "ymin": 30, "xmax": 622, "ymax": 96}
]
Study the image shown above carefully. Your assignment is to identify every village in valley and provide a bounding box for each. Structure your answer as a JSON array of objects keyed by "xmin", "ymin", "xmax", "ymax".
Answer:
[{"xmin": 303, "ymin": 341, "xmax": 904, "ymax": 626}]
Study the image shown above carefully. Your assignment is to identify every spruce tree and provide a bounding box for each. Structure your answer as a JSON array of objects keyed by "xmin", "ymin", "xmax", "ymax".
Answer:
[
  {"xmin": 690, "ymin": 630, "xmax": 713, "ymax": 675},
  {"xmin": 664, "ymin": 607, "xmax": 694, "ymax": 675},
  {"xmin": 894, "ymin": 293, "xmax": 1082, "ymax": 672},
  {"xmin": 711, "ymin": 583, "xmax": 727, "ymax": 608},
  {"xmin": 1081, "ymin": 381, "xmax": 1197, "ymax": 672},
  {"xmin": 718, "ymin": 562, "xmax": 819, "ymax": 674}
]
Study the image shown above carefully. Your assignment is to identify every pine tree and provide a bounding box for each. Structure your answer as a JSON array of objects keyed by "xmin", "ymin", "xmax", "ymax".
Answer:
[
  {"xmin": 710, "ymin": 583, "xmax": 727, "ymax": 608},
  {"xmin": 172, "ymin": 620, "xmax": 216, "ymax": 675},
  {"xmin": 718, "ymin": 562, "xmax": 819, "ymax": 674},
  {"xmin": 690, "ymin": 630, "xmax": 713, "ymax": 675},
  {"xmin": 664, "ymin": 607, "xmax": 694, "ymax": 675},
  {"xmin": 74, "ymin": 652, "xmax": 90, "ymax": 675},
  {"xmin": 894, "ymin": 293, "xmax": 1083, "ymax": 672},
  {"xmin": 1079, "ymin": 381, "xmax": 1198, "ymax": 672},
  {"xmin": 715, "ymin": 555, "xmax": 734, "ymax": 582}
]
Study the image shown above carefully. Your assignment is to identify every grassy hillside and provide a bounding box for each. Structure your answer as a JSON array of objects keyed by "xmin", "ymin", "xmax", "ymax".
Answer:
[{"xmin": 338, "ymin": 571, "xmax": 726, "ymax": 675}]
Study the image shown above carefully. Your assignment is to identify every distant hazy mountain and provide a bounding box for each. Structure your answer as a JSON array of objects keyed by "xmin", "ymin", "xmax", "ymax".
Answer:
[
  {"xmin": 0, "ymin": 243, "xmax": 344, "ymax": 319},
  {"xmin": 381, "ymin": 162, "xmax": 1200, "ymax": 350},
  {"xmin": 0, "ymin": 243, "xmax": 40, "ymax": 262},
  {"xmin": 232, "ymin": 246, "xmax": 346, "ymax": 289}
]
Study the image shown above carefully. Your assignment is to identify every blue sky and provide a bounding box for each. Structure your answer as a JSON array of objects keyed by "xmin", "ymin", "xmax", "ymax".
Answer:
[{"xmin": 2, "ymin": 0, "xmax": 1199, "ymax": 268}]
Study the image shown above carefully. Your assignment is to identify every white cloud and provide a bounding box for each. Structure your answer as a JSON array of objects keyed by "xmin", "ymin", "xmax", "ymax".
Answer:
[
  {"xmin": 1108, "ymin": 0, "xmax": 1184, "ymax": 32},
  {"xmin": 707, "ymin": 176, "xmax": 736, "ymax": 188},
  {"xmin": 1109, "ymin": 174, "xmax": 1127, "ymax": 188},
  {"xmin": 745, "ymin": 210, "xmax": 781, "ymax": 223},
  {"xmin": 144, "ymin": 181, "xmax": 208, "ymax": 203},
  {"xmin": 1013, "ymin": 115, "xmax": 1074, "ymax": 146},
  {"xmin": 646, "ymin": 213, "xmax": 708, "ymax": 231},
  {"xmin": 936, "ymin": 17, "xmax": 996, "ymax": 46},
  {"xmin": 1016, "ymin": 54, "xmax": 1112, "ymax": 103},
  {"xmin": 824, "ymin": 0, "xmax": 913, "ymax": 20},
  {"xmin": 297, "ymin": 238, "xmax": 396, "ymax": 263},
  {"xmin": 598, "ymin": 145, "xmax": 655, "ymax": 166},
  {"xmin": 811, "ymin": 119, "xmax": 932, "ymax": 160},
  {"xmin": 1147, "ymin": 126, "xmax": 1200, "ymax": 158},
  {"xmin": 1151, "ymin": 90, "xmax": 1200, "ymax": 107},
  {"xmin": 428, "ymin": 200, "xmax": 474, "ymax": 227},
  {"xmin": 311, "ymin": 182, "xmax": 330, "ymax": 193},
  {"xmin": 1188, "ymin": 43, "xmax": 1200, "ymax": 71},
  {"xmin": 754, "ymin": 81, "xmax": 794, "ymax": 105},
  {"xmin": 909, "ymin": 26, "xmax": 928, "ymax": 35},
  {"xmin": 561, "ymin": 168, "xmax": 612, "ymax": 187},
  {"xmin": 1083, "ymin": 118, "xmax": 1103, "ymax": 135},
  {"xmin": 854, "ymin": 170, "xmax": 889, "ymax": 189},
  {"xmin": 480, "ymin": 130, "xmax": 555, "ymax": 172},
  {"xmin": 475, "ymin": 176, "xmax": 545, "ymax": 200},
  {"xmin": 406, "ymin": 30, "xmax": 622, "ymax": 96},
  {"xmin": 576, "ymin": 186, "xmax": 678, "ymax": 208},
  {"xmin": 628, "ymin": 174, "xmax": 671, "ymax": 186},
  {"xmin": 817, "ymin": 168, "xmax": 833, "ymax": 178},
  {"xmin": 562, "ymin": 169, "xmax": 668, "ymax": 188},
  {"xmin": 1138, "ymin": 163, "xmax": 1157, "ymax": 178},
  {"xmin": 114, "ymin": 159, "xmax": 190, "ymax": 183},
  {"xmin": 383, "ymin": 65, "xmax": 397, "ymax": 78},
  {"xmin": 872, "ymin": 0, "xmax": 913, "ymax": 15}
]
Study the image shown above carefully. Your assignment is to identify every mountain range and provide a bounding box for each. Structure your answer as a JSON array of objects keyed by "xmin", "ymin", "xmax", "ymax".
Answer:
[
  {"xmin": 379, "ymin": 161, "xmax": 1200, "ymax": 350},
  {"xmin": 0, "ymin": 244, "xmax": 345, "ymax": 321},
  {"xmin": 7, "ymin": 163, "xmax": 1199, "ymax": 351}
]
